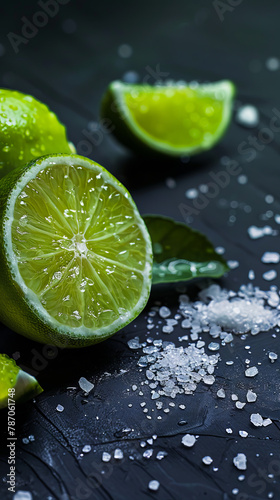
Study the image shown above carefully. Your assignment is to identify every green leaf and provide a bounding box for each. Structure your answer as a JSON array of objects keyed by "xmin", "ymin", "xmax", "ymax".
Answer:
[{"xmin": 144, "ymin": 215, "xmax": 229, "ymax": 284}]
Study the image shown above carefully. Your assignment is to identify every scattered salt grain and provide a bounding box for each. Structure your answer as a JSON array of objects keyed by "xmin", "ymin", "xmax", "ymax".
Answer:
[
  {"xmin": 143, "ymin": 449, "xmax": 153, "ymax": 458},
  {"xmin": 166, "ymin": 177, "xmax": 176, "ymax": 189},
  {"xmin": 202, "ymin": 456, "xmax": 213, "ymax": 465},
  {"xmin": 246, "ymin": 390, "xmax": 257, "ymax": 402},
  {"xmin": 248, "ymin": 270, "xmax": 255, "ymax": 280},
  {"xmin": 235, "ymin": 105, "xmax": 259, "ymax": 128},
  {"xmin": 250, "ymin": 413, "xmax": 263, "ymax": 427},
  {"xmin": 185, "ymin": 188, "xmax": 198, "ymax": 199},
  {"xmin": 78, "ymin": 377, "xmax": 94, "ymax": 394},
  {"xmin": 236, "ymin": 402, "xmax": 246, "ymax": 409},
  {"xmin": 226, "ymin": 428, "xmax": 233, "ymax": 434},
  {"xmin": 156, "ymin": 451, "xmax": 168, "ymax": 460},
  {"xmin": 245, "ymin": 367, "xmax": 258, "ymax": 377},
  {"xmin": 227, "ymin": 260, "xmax": 239, "ymax": 269},
  {"xmin": 237, "ymin": 175, "xmax": 248, "ymax": 185},
  {"xmin": 217, "ymin": 389, "xmax": 226, "ymax": 398},
  {"xmin": 268, "ymin": 352, "xmax": 278, "ymax": 363},
  {"xmin": 263, "ymin": 270, "xmax": 277, "ymax": 281},
  {"xmin": 102, "ymin": 452, "xmax": 111, "ymax": 462},
  {"xmin": 114, "ymin": 449, "xmax": 123, "ymax": 460},
  {"xmin": 261, "ymin": 252, "xmax": 280, "ymax": 264},
  {"xmin": 159, "ymin": 306, "xmax": 171, "ymax": 318},
  {"xmin": 263, "ymin": 418, "xmax": 272, "ymax": 427},
  {"xmin": 266, "ymin": 57, "xmax": 280, "ymax": 71},
  {"xmin": 233, "ymin": 453, "xmax": 247, "ymax": 470},
  {"xmin": 56, "ymin": 404, "xmax": 64, "ymax": 412},
  {"xmin": 239, "ymin": 430, "xmax": 248, "ymax": 438},
  {"xmin": 13, "ymin": 493, "xmax": 33, "ymax": 500},
  {"xmin": 248, "ymin": 225, "xmax": 278, "ymax": 239},
  {"xmin": 148, "ymin": 480, "xmax": 160, "ymax": 492},
  {"xmin": 182, "ymin": 434, "xmax": 196, "ymax": 448}
]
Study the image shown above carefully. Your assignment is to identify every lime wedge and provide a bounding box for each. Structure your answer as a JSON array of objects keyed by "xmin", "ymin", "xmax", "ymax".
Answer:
[
  {"xmin": 100, "ymin": 80, "xmax": 235, "ymax": 156},
  {"xmin": 0, "ymin": 89, "xmax": 74, "ymax": 179},
  {"xmin": 0, "ymin": 154, "xmax": 152, "ymax": 347},
  {"xmin": 0, "ymin": 353, "xmax": 43, "ymax": 408}
]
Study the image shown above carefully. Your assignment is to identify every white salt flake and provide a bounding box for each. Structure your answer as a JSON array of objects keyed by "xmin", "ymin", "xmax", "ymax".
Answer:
[
  {"xmin": 246, "ymin": 390, "xmax": 257, "ymax": 402},
  {"xmin": 268, "ymin": 352, "xmax": 278, "ymax": 362},
  {"xmin": 182, "ymin": 434, "xmax": 196, "ymax": 447},
  {"xmin": 78, "ymin": 377, "xmax": 94, "ymax": 394},
  {"xmin": 159, "ymin": 306, "xmax": 171, "ymax": 318},
  {"xmin": 250, "ymin": 413, "xmax": 263, "ymax": 427},
  {"xmin": 102, "ymin": 452, "xmax": 111, "ymax": 462},
  {"xmin": 233, "ymin": 453, "xmax": 247, "ymax": 470},
  {"xmin": 202, "ymin": 456, "xmax": 213, "ymax": 465},
  {"xmin": 13, "ymin": 493, "xmax": 33, "ymax": 500},
  {"xmin": 143, "ymin": 449, "xmax": 153, "ymax": 458},
  {"xmin": 227, "ymin": 260, "xmax": 239, "ymax": 269},
  {"xmin": 156, "ymin": 451, "xmax": 168, "ymax": 460},
  {"xmin": 266, "ymin": 57, "xmax": 280, "ymax": 71},
  {"xmin": 217, "ymin": 389, "xmax": 226, "ymax": 398},
  {"xmin": 236, "ymin": 105, "xmax": 259, "ymax": 128},
  {"xmin": 248, "ymin": 269, "xmax": 255, "ymax": 280},
  {"xmin": 263, "ymin": 418, "xmax": 272, "ymax": 427},
  {"xmin": 248, "ymin": 225, "xmax": 277, "ymax": 239},
  {"xmin": 263, "ymin": 270, "xmax": 277, "ymax": 281},
  {"xmin": 245, "ymin": 367, "xmax": 258, "ymax": 377},
  {"xmin": 261, "ymin": 252, "xmax": 280, "ymax": 264},
  {"xmin": 236, "ymin": 401, "xmax": 246, "ymax": 409},
  {"xmin": 239, "ymin": 430, "xmax": 248, "ymax": 438},
  {"xmin": 148, "ymin": 480, "xmax": 160, "ymax": 491},
  {"xmin": 56, "ymin": 404, "xmax": 64, "ymax": 412},
  {"xmin": 226, "ymin": 428, "xmax": 233, "ymax": 434},
  {"xmin": 185, "ymin": 188, "xmax": 198, "ymax": 199},
  {"xmin": 114, "ymin": 449, "xmax": 123, "ymax": 460}
]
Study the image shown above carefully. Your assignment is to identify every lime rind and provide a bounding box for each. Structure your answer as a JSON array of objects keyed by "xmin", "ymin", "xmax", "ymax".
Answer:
[
  {"xmin": 0, "ymin": 354, "xmax": 43, "ymax": 409},
  {"xmin": 0, "ymin": 88, "xmax": 74, "ymax": 178},
  {"xmin": 1, "ymin": 154, "xmax": 153, "ymax": 347},
  {"xmin": 101, "ymin": 80, "xmax": 235, "ymax": 156}
]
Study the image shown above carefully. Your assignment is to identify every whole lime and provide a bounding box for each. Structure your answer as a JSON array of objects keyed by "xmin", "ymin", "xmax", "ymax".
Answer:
[{"xmin": 0, "ymin": 88, "xmax": 74, "ymax": 178}]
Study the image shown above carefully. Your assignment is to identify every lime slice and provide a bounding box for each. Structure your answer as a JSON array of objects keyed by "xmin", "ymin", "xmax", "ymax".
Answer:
[
  {"xmin": 100, "ymin": 80, "xmax": 235, "ymax": 156},
  {"xmin": 0, "ymin": 154, "xmax": 152, "ymax": 347},
  {"xmin": 0, "ymin": 89, "xmax": 74, "ymax": 179},
  {"xmin": 0, "ymin": 353, "xmax": 43, "ymax": 409}
]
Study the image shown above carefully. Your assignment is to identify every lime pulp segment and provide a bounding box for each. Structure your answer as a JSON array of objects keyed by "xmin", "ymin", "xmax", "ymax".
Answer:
[
  {"xmin": 106, "ymin": 80, "xmax": 235, "ymax": 155},
  {"xmin": 3, "ymin": 155, "xmax": 152, "ymax": 342}
]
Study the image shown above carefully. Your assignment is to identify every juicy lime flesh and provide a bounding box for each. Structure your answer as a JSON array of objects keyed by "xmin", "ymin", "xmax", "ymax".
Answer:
[
  {"xmin": 0, "ymin": 354, "xmax": 19, "ymax": 400},
  {"xmin": 0, "ymin": 89, "xmax": 72, "ymax": 177},
  {"xmin": 11, "ymin": 163, "xmax": 148, "ymax": 331},
  {"xmin": 124, "ymin": 87, "xmax": 225, "ymax": 148}
]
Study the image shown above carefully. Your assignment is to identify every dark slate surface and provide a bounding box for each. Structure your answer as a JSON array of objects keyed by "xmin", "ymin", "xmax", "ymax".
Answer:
[{"xmin": 0, "ymin": 1, "xmax": 280, "ymax": 499}]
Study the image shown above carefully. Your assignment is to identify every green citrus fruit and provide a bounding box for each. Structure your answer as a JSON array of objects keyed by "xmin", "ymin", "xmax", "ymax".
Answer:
[
  {"xmin": 100, "ymin": 80, "xmax": 235, "ymax": 156},
  {"xmin": 0, "ymin": 154, "xmax": 152, "ymax": 348},
  {"xmin": 0, "ymin": 353, "xmax": 43, "ymax": 408},
  {"xmin": 0, "ymin": 88, "xmax": 75, "ymax": 179}
]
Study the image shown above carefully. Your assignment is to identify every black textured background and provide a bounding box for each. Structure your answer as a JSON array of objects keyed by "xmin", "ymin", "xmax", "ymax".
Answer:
[{"xmin": 0, "ymin": 1, "xmax": 280, "ymax": 499}]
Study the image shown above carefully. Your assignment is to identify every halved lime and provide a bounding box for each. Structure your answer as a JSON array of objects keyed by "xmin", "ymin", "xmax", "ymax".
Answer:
[
  {"xmin": 0, "ymin": 154, "xmax": 152, "ymax": 347},
  {"xmin": 100, "ymin": 80, "xmax": 235, "ymax": 156},
  {"xmin": 0, "ymin": 89, "xmax": 74, "ymax": 179},
  {"xmin": 0, "ymin": 353, "xmax": 43, "ymax": 409}
]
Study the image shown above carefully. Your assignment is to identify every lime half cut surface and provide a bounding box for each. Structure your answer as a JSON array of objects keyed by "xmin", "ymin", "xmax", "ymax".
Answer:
[
  {"xmin": 0, "ymin": 154, "xmax": 152, "ymax": 347},
  {"xmin": 101, "ymin": 80, "xmax": 235, "ymax": 156},
  {"xmin": 0, "ymin": 353, "xmax": 43, "ymax": 408}
]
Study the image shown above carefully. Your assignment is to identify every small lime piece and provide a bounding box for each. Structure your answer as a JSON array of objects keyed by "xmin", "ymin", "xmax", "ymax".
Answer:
[
  {"xmin": 0, "ymin": 89, "xmax": 74, "ymax": 178},
  {"xmin": 0, "ymin": 154, "xmax": 152, "ymax": 348},
  {"xmin": 100, "ymin": 80, "xmax": 235, "ymax": 156},
  {"xmin": 0, "ymin": 353, "xmax": 43, "ymax": 408}
]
